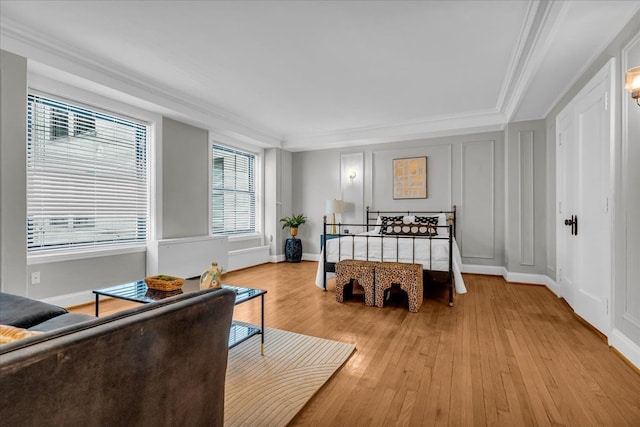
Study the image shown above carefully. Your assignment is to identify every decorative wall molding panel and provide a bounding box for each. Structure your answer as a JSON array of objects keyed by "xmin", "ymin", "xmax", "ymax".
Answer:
[
  {"xmin": 340, "ymin": 152, "xmax": 365, "ymax": 225},
  {"xmin": 460, "ymin": 140, "xmax": 495, "ymax": 259},
  {"xmin": 519, "ymin": 130, "xmax": 535, "ymax": 266}
]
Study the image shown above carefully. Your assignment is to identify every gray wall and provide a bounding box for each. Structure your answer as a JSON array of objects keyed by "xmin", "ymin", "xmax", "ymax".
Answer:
[
  {"xmin": 0, "ymin": 50, "xmax": 223, "ymax": 299},
  {"xmin": 505, "ymin": 120, "xmax": 547, "ymax": 274},
  {"xmin": 292, "ymin": 149, "xmax": 342, "ymax": 255},
  {"xmin": 264, "ymin": 147, "xmax": 292, "ymax": 258},
  {"xmin": 292, "ymin": 131, "xmax": 517, "ymax": 271},
  {"xmin": 162, "ymin": 117, "xmax": 209, "ymax": 238},
  {"xmin": 0, "ymin": 50, "xmax": 27, "ymax": 295}
]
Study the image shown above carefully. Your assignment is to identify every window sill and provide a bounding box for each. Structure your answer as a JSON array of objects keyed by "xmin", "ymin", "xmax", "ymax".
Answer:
[{"xmin": 27, "ymin": 244, "xmax": 147, "ymax": 265}]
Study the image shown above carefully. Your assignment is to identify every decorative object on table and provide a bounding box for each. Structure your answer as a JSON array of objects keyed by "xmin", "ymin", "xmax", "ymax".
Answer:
[
  {"xmin": 144, "ymin": 275, "xmax": 185, "ymax": 291},
  {"xmin": 280, "ymin": 213, "xmax": 307, "ymax": 237},
  {"xmin": 145, "ymin": 288, "xmax": 183, "ymax": 299},
  {"xmin": 325, "ymin": 199, "xmax": 343, "ymax": 234},
  {"xmin": 200, "ymin": 262, "xmax": 224, "ymax": 289},
  {"xmin": 393, "ymin": 156, "xmax": 428, "ymax": 199},
  {"xmin": 285, "ymin": 237, "xmax": 303, "ymax": 263}
]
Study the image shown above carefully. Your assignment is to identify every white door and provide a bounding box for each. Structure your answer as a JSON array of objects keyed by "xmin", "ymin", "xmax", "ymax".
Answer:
[{"xmin": 556, "ymin": 60, "xmax": 613, "ymax": 336}]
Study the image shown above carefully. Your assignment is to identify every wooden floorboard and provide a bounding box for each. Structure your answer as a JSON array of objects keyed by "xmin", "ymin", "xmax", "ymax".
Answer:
[{"xmin": 70, "ymin": 262, "xmax": 640, "ymax": 426}]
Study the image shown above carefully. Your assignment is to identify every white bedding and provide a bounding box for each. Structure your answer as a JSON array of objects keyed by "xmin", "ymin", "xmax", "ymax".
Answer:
[{"xmin": 315, "ymin": 231, "xmax": 467, "ymax": 294}]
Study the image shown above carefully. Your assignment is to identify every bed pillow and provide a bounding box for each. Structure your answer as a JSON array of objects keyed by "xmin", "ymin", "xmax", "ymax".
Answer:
[
  {"xmin": 381, "ymin": 216, "xmax": 438, "ymax": 236},
  {"xmin": 378, "ymin": 216, "xmax": 405, "ymax": 234},
  {"xmin": 410, "ymin": 216, "xmax": 440, "ymax": 236}
]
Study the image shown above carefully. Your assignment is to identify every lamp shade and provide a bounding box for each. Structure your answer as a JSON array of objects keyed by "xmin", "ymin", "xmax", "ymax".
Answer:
[
  {"xmin": 325, "ymin": 199, "xmax": 344, "ymax": 214},
  {"xmin": 625, "ymin": 66, "xmax": 640, "ymax": 92}
]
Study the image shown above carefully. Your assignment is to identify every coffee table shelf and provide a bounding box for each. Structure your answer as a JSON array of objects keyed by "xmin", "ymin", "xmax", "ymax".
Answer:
[{"xmin": 93, "ymin": 281, "xmax": 266, "ymax": 354}]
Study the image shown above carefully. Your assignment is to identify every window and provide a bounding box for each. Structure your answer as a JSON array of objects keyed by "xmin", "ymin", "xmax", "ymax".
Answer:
[
  {"xmin": 211, "ymin": 145, "xmax": 256, "ymax": 235},
  {"xmin": 27, "ymin": 93, "xmax": 149, "ymax": 253},
  {"xmin": 50, "ymin": 108, "xmax": 68, "ymax": 140}
]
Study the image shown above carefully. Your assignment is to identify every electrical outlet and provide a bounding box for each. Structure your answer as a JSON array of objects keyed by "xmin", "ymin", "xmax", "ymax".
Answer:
[{"xmin": 31, "ymin": 271, "xmax": 41, "ymax": 285}]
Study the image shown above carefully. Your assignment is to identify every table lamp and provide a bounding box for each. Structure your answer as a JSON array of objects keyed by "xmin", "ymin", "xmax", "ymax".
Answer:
[{"xmin": 325, "ymin": 199, "xmax": 344, "ymax": 234}]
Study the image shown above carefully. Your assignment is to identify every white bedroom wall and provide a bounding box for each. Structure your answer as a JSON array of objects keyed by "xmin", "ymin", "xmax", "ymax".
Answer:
[{"xmin": 292, "ymin": 131, "xmax": 508, "ymax": 269}]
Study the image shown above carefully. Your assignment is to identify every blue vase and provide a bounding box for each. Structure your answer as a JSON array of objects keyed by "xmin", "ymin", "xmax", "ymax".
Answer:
[{"xmin": 285, "ymin": 238, "xmax": 302, "ymax": 263}]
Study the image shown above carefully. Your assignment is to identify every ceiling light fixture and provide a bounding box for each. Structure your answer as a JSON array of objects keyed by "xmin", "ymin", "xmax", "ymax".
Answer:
[{"xmin": 625, "ymin": 66, "xmax": 640, "ymax": 106}]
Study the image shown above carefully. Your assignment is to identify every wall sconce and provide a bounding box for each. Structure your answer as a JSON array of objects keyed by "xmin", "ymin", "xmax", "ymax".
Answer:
[
  {"xmin": 325, "ymin": 199, "xmax": 344, "ymax": 234},
  {"xmin": 348, "ymin": 170, "xmax": 357, "ymax": 182},
  {"xmin": 625, "ymin": 66, "xmax": 640, "ymax": 106}
]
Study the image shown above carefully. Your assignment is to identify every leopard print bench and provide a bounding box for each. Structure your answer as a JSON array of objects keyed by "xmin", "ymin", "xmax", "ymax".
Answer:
[
  {"xmin": 374, "ymin": 262, "xmax": 423, "ymax": 313},
  {"xmin": 335, "ymin": 259, "xmax": 378, "ymax": 306}
]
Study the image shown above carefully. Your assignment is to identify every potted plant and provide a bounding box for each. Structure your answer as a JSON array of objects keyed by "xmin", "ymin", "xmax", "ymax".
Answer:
[{"xmin": 280, "ymin": 214, "xmax": 307, "ymax": 237}]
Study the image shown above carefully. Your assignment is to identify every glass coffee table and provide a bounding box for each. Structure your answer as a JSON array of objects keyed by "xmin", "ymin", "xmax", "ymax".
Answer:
[{"xmin": 93, "ymin": 281, "xmax": 266, "ymax": 354}]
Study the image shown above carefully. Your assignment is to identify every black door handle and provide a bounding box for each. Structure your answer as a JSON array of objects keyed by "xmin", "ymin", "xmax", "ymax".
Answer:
[{"xmin": 564, "ymin": 215, "xmax": 578, "ymax": 236}]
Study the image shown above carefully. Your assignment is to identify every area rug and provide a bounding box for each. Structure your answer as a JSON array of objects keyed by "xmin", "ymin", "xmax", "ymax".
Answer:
[{"xmin": 225, "ymin": 327, "xmax": 356, "ymax": 427}]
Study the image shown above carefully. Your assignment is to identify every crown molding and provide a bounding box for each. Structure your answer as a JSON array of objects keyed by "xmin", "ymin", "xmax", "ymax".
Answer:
[
  {"xmin": 0, "ymin": 17, "xmax": 282, "ymax": 148},
  {"xmin": 500, "ymin": 0, "xmax": 570, "ymax": 122},
  {"xmin": 495, "ymin": 0, "xmax": 540, "ymax": 112},
  {"xmin": 6, "ymin": 2, "xmax": 604, "ymax": 153},
  {"xmin": 0, "ymin": 14, "xmax": 514, "ymax": 153},
  {"xmin": 282, "ymin": 109, "xmax": 507, "ymax": 151}
]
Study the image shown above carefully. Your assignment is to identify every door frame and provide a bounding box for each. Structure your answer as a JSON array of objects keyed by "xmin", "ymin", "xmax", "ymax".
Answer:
[{"xmin": 555, "ymin": 58, "xmax": 616, "ymax": 336}]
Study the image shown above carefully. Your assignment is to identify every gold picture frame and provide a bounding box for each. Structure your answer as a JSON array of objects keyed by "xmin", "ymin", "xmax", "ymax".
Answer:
[{"xmin": 393, "ymin": 156, "xmax": 427, "ymax": 199}]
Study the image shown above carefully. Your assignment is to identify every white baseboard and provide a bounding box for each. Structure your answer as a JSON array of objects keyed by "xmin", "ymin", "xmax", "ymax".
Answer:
[
  {"xmin": 42, "ymin": 290, "xmax": 94, "ymax": 308},
  {"xmin": 270, "ymin": 253, "xmax": 318, "ymax": 263},
  {"xmin": 227, "ymin": 245, "xmax": 270, "ymax": 272},
  {"xmin": 543, "ymin": 276, "xmax": 561, "ymax": 297},
  {"xmin": 461, "ymin": 264, "xmax": 506, "ymax": 276},
  {"xmin": 462, "ymin": 264, "xmax": 562, "ymax": 296},
  {"xmin": 269, "ymin": 254, "xmax": 285, "ymax": 263},
  {"xmin": 610, "ymin": 328, "xmax": 640, "ymax": 371},
  {"xmin": 504, "ymin": 271, "xmax": 548, "ymax": 286}
]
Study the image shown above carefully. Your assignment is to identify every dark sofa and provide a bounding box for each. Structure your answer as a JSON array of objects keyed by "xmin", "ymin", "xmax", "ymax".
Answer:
[{"xmin": 0, "ymin": 287, "xmax": 236, "ymax": 426}]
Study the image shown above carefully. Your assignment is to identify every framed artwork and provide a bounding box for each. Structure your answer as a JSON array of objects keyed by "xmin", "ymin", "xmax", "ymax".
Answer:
[{"xmin": 393, "ymin": 156, "xmax": 427, "ymax": 199}]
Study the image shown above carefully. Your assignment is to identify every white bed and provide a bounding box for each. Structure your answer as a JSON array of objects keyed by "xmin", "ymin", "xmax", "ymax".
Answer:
[{"xmin": 315, "ymin": 230, "xmax": 467, "ymax": 294}]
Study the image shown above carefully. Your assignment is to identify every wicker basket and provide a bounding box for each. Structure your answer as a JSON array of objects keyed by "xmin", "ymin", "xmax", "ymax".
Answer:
[{"xmin": 144, "ymin": 275, "xmax": 185, "ymax": 291}]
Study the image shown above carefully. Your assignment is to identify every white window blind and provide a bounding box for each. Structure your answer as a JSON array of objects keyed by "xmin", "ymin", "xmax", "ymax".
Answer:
[
  {"xmin": 27, "ymin": 93, "xmax": 149, "ymax": 252},
  {"xmin": 211, "ymin": 145, "xmax": 256, "ymax": 235}
]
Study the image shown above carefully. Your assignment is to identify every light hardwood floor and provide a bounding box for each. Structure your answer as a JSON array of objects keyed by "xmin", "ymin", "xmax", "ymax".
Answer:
[{"xmin": 71, "ymin": 262, "xmax": 640, "ymax": 426}]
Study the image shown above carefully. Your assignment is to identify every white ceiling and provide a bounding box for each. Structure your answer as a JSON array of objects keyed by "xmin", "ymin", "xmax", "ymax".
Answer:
[{"xmin": 1, "ymin": 0, "xmax": 639, "ymax": 151}]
